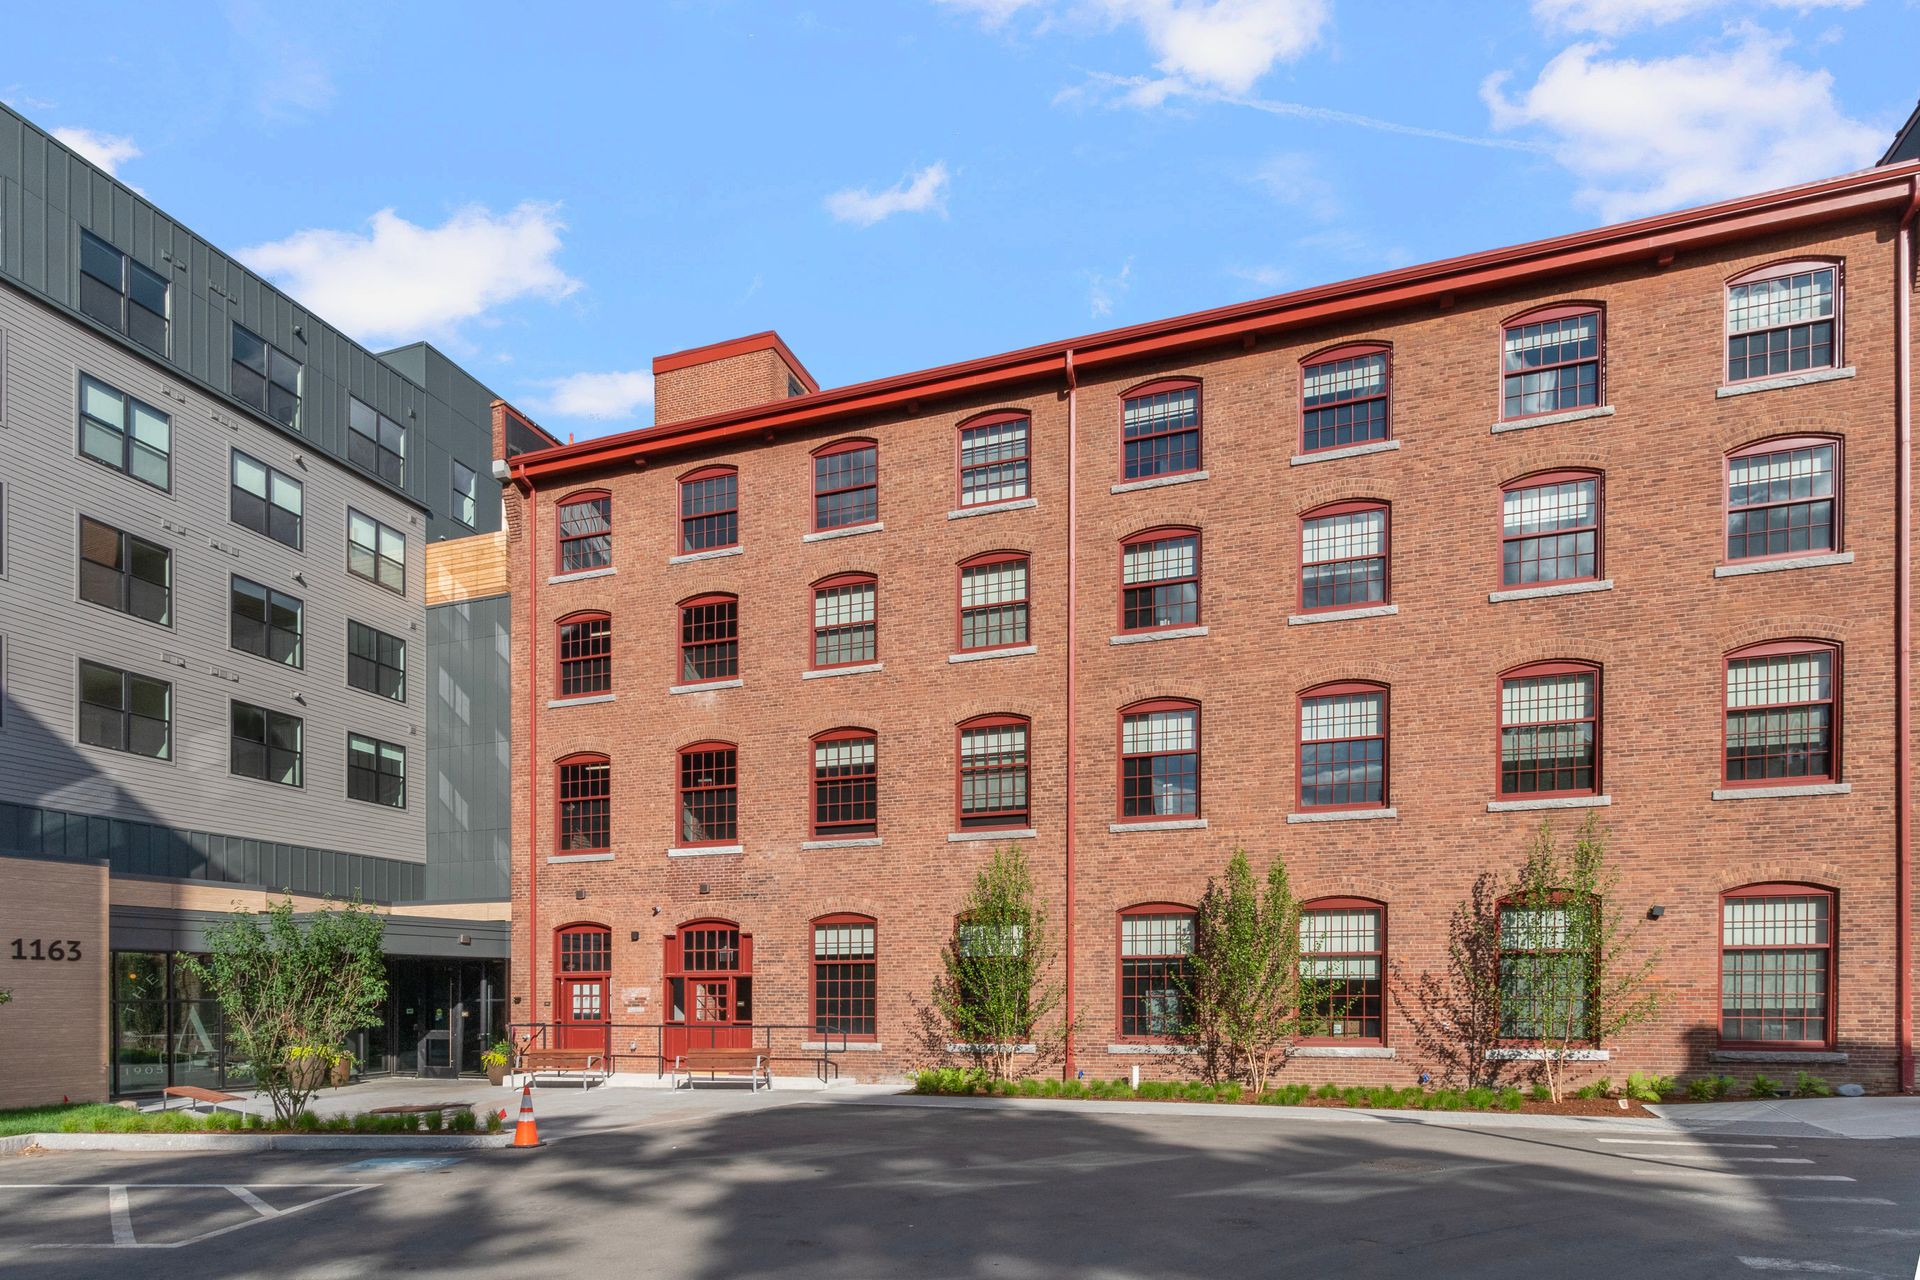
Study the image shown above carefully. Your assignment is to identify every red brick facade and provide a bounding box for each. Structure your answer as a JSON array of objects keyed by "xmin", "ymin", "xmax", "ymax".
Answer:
[{"xmin": 504, "ymin": 168, "xmax": 1920, "ymax": 1090}]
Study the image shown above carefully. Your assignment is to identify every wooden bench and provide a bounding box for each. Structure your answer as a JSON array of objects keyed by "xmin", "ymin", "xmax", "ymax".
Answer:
[
  {"xmin": 673, "ymin": 1049, "xmax": 770, "ymax": 1091},
  {"xmin": 517, "ymin": 1048, "xmax": 608, "ymax": 1086},
  {"xmin": 370, "ymin": 1101, "xmax": 475, "ymax": 1123},
  {"xmin": 162, "ymin": 1085, "xmax": 245, "ymax": 1114}
]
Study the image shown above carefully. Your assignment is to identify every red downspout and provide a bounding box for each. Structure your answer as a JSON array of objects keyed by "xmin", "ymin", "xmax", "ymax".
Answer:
[
  {"xmin": 515, "ymin": 467, "xmax": 542, "ymax": 1045},
  {"xmin": 1897, "ymin": 177, "xmax": 1918, "ymax": 1093},
  {"xmin": 1063, "ymin": 349, "xmax": 1079, "ymax": 1081}
]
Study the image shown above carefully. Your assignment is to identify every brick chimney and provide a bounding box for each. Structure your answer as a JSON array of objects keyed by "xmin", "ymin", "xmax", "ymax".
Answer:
[{"xmin": 651, "ymin": 331, "xmax": 818, "ymax": 426}]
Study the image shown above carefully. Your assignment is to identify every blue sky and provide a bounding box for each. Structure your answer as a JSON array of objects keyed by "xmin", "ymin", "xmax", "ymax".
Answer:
[{"xmin": 5, "ymin": 1, "xmax": 1915, "ymax": 438}]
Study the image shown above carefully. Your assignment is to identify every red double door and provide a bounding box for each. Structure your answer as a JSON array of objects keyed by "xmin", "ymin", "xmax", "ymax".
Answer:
[
  {"xmin": 663, "ymin": 921, "xmax": 753, "ymax": 1063},
  {"xmin": 554, "ymin": 924, "xmax": 612, "ymax": 1051}
]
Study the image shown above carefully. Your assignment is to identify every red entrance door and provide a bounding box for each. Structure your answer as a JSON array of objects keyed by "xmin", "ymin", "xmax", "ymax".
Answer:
[
  {"xmin": 554, "ymin": 924, "xmax": 611, "ymax": 1052},
  {"xmin": 663, "ymin": 920, "xmax": 753, "ymax": 1063}
]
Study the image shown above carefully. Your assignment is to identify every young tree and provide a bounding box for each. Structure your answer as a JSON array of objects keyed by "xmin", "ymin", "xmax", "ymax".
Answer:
[
  {"xmin": 178, "ymin": 898, "xmax": 388, "ymax": 1122},
  {"xmin": 1392, "ymin": 872, "xmax": 1514, "ymax": 1090},
  {"xmin": 1496, "ymin": 815, "xmax": 1660, "ymax": 1102},
  {"xmin": 1182, "ymin": 848, "xmax": 1330, "ymax": 1092},
  {"xmin": 931, "ymin": 845, "xmax": 1067, "ymax": 1081}
]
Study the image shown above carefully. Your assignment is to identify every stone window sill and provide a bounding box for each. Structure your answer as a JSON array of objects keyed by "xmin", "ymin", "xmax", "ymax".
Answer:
[
  {"xmin": 1291, "ymin": 439, "xmax": 1401, "ymax": 467},
  {"xmin": 803, "ymin": 521, "xmax": 883, "ymax": 543},
  {"xmin": 547, "ymin": 694, "xmax": 615, "ymax": 709},
  {"xmin": 1490, "ymin": 405, "xmax": 1614, "ymax": 435},
  {"xmin": 1714, "ymin": 552, "xmax": 1852, "ymax": 578},
  {"xmin": 948, "ymin": 828, "xmax": 1036, "ymax": 842},
  {"xmin": 1110, "ymin": 627, "xmax": 1208, "ymax": 646},
  {"xmin": 946, "ymin": 1043, "xmax": 1037, "ymax": 1054},
  {"xmin": 802, "ymin": 662, "xmax": 883, "ymax": 681},
  {"xmin": 949, "ymin": 645, "xmax": 1036, "ymax": 664},
  {"xmin": 1715, "ymin": 366, "xmax": 1855, "ymax": 398},
  {"xmin": 548, "ymin": 566, "xmax": 616, "ymax": 585},
  {"xmin": 1109, "ymin": 818, "xmax": 1208, "ymax": 833},
  {"xmin": 804, "ymin": 1041, "xmax": 885, "ymax": 1052},
  {"xmin": 1708, "ymin": 1049, "xmax": 1848, "ymax": 1065},
  {"xmin": 1487, "ymin": 795, "xmax": 1611, "ymax": 813},
  {"xmin": 547, "ymin": 852, "xmax": 613, "ymax": 864},
  {"xmin": 1287, "ymin": 808, "xmax": 1397, "ymax": 824},
  {"xmin": 801, "ymin": 837, "xmax": 882, "ymax": 850},
  {"xmin": 668, "ymin": 545, "xmax": 743, "ymax": 565},
  {"xmin": 1111, "ymin": 470, "xmax": 1208, "ymax": 495},
  {"xmin": 1484, "ymin": 1048, "xmax": 1610, "ymax": 1062},
  {"xmin": 666, "ymin": 844, "xmax": 744, "ymax": 858},
  {"xmin": 1489, "ymin": 579, "xmax": 1612, "ymax": 604},
  {"xmin": 1106, "ymin": 1043, "xmax": 1202, "ymax": 1055},
  {"xmin": 948, "ymin": 498, "xmax": 1037, "ymax": 520},
  {"xmin": 1288, "ymin": 604, "xmax": 1398, "ymax": 626},
  {"xmin": 1712, "ymin": 783, "xmax": 1850, "ymax": 801},
  {"xmin": 1293, "ymin": 1045, "xmax": 1396, "ymax": 1059},
  {"xmin": 669, "ymin": 678, "xmax": 743, "ymax": 695}
]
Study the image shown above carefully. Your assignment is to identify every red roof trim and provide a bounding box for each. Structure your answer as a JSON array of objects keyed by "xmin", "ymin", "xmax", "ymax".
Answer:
[
  {"xmin": 651, "ymin": 330, "xmax": 820, "ymax": 392},
  {"xmin": 517, "ymin": 162, "xmax": 1920, "ymax": 482}
]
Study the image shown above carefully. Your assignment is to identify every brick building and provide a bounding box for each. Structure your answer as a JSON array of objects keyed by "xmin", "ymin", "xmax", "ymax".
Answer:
[{"xmin": 500, "ymin": 157, "xmax": 1920, "ymax": 1090}]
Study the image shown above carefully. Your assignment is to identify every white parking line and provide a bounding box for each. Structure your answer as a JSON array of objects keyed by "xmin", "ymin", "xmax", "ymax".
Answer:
[
  {"xmin": 1596, "ymin": 1139, "xmax": 1778, "ymax": 1149},
  {"xmin": 225, "ymin": 1186, "xmax": 282, "ymax": 1218},
  {"xmin": 0, "ymin": 1183, "xmax": 375, "ymax": 1251},
  {"xmin": 106, "ymin": 1186, "xmax": 133, "ymax": 1247},
  {"xmin": 1737, "ymin": 1258, "xmax": 1888, "ymax": 1276},
  {"xmin": 1633, "ymin": 1171, "xmax": 1854, "ymax": 1181}
]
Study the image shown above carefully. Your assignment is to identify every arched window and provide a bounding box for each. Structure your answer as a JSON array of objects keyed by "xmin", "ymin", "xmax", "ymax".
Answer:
[
  {"xmin": 556, "ymin": 753, "xmax": 611, "ymax": 853},
  {"xmin": 1300, "ymin": 899, "xmax": 1386, "ymax": 1042},
  {"xmin": 811, "ymin": 728, "xmax": 878, "ymax": 838},
  {"xmin": 1120, "ymin": 527, "xmax": 1200, "ymax": 633},
  {"xmin": 1300, "ymin": 501, "xmax": 1387, "ymax": 612},
  {"xmin": 813, "ymin": 914, "xmax": 877, "ymax": 1040},
  {"xmin": 957, "ymin": 551, "xmax": 1030, "ymax": 653},
  {"xmin": 957, "ymin": 714, "xmax": 1030, "ymax": 830},
  {"xmin": 1117, "ymin": 904, "xmax": 1195, "ymax": 1040},
  {"xmin": 812, "ymin": 574, "xmax": 877, "ymax": 669},
  {"xmin": 556, "ymin": 612, "xmax": 612, "ymax": 697},
  {"xmin": 1120, "ymin": 378, "xmax": 1201, "ymax": 481},
  {"xmin": 553, "ymin": 922, "xmax": 611, "ymax": 1050},
  {"xmin": 1501, "ymin": 303, "xmax": 1602, "ymax": 421},
  {"xmin": 1298, "ymin": 682, "xmax": 1387, "ymax": 811},
  {"xmin": 556, "ymin": 490, "xmax": 612, "ymax": 573},
  {"xmin": 664, "ymin": 919, "xmax": 753, "ymax": 1059},
  {"xmin": 1724, "ymin": 641, "xmax": 1839, "ymax": 785},
  {"xmin": 957, "ymin": 410, "xmax": 1031, "ymax": 507},
  {"xmin": 679, "ymin": 593, "xmax": 738, "ymax": 684},
  {"xmin": 1502, "ymin": 471, "xmax": 1602, "ymax": 587},
  {"xmin": 1300, "ymin": 342, "xmax": 1391, "ymax": 454},
  {"xmin": 812, "ymin": 439, "xmax": 878, "ymax": 532},
  {"xmin": 677, "ymin": 742, "xmax": 738, "ymax": 847},
  {"xmin": 1720, "ymin": 884, "xmax": 1834, "ymax": 1048},
  {"xmin": 1497, "ymin": 893, "xmax": 1593, "ymax": 1041},
  {"xmin": 679, "ymin": 466, "xmax": 738, "ymax": 553},
  {"xmin": 1117, "ymin": 699, "xmax": 1200, "ymax": 821},
  {"xmin": 1499, "ymin": 661, "xmax": 1600, "ymax": 798},
  {"xmin": 1725, "ymin": 259, "xmax": 1841, "ymax": 383},
  {"xmin": 1725, "ymin": 436, "xmax": 1841, "ymax": 563}
]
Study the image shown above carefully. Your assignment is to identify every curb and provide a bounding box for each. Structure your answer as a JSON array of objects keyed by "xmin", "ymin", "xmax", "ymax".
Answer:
[{"xmin": 1, "ymin": 1131, "xmax": 514, "ymax": 1153}]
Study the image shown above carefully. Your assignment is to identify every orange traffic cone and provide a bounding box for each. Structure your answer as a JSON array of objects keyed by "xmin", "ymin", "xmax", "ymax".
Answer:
[{"xmin": 510, "ymin": 1083, "xmax": 542, "ymax": 1148}]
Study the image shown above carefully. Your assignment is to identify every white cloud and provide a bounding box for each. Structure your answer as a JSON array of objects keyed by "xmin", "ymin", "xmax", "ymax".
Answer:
[
  {"xmin": 1087, "ymin": 257, "xmax": 1134, "ymax": 318},
  {"xmin": 1249, "ymin": 150, "xmax": 1339, "ymax": 220},
  {"xmin": 51, "ymin": 128, "xmax": 140, "ymax": 177},
  {"xmin": 1482, "ymin": 33, "xmax": 1884, "ymax": 221},
  {"xmin": 825, "ymin": 162, "xmax": 952, "ymax": 227},
  {"xmin": 1532, "ymin": 0, "xmax": 1860, "ymax": 36},
  {"xmin": 532, "ymin": 370, "xmax": 655, "ymax": 422},
  {"xmin": 1228, "ymin": 263, "xmax": 1290, "ymax": 289},
  {"xmin": 237, "ymin": 202, "xmax": 582, "ymax": 346},
  {"xmin": 225, "ymin": 0, "xmax": 335, "ymax": 117}
]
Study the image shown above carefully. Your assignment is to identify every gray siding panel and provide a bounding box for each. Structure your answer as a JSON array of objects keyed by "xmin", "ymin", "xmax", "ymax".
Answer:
[{"xmin": 425, "ymin": 594, "xmax": 511, "ymax": 900}]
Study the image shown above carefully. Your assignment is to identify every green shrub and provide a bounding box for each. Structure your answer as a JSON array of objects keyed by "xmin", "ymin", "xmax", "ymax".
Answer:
[
  {"xmin": 485, "ymin": 1111, "xmax": 503, "ymax": 1134},
  {"xmin": 1258, "ymin": 1083, "xmax": 1311, "ymax": 1106},
  {"xmin": 1315, "ymin": 1082, "xmax": 1341, "ymax": 1100},
  {"xmin": 1684, "ymin": 1074, "xmax": 1736, "ymax": 1101},
  {"xmin": 291, "ymin": 1111, "xmax": 320, "ymax": 1131},
  {"xmin": 425, "ymin": 1110, "xmax": 447, "ymax": 1132},
  {"xmin": 1464, "ymin": 1087, "xmax": 1496, "ymax": 1110},
  {"xmin": 1498, "ymin": 1088, "xmax": 1524, "ymax": 1112},
  {"xmin": 1624, "ymin": 1072, "xmax": 1675, "ymax": 1103},
  {"xmin": 452, "ymin": 1110, "xmax": 478, "ymax": 1132},
  {"xmin": 1529, "ymin": 1083, "xmax": 1553, "ymax": 1102},
  {"xmin": 1749, "ymin": 1074, "xmax": 1783, "ymax": 1098},
  {"xmin": 1792, "ymin": 1072, "xmax": 1832, "ymax": 1098}
]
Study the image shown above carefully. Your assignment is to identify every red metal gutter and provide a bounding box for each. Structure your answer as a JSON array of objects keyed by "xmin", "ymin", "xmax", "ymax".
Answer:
[
  {"xmin": 515, "ymin": 468, "xmax": 542, "ymax": 1039},
  {"xmin": 1063, "ymin": 349, "xmax": 1079, "ymax": 1081},
  {"xmin": 1897, "ymin": 177, "xmax": 1918, "ymax": 1092},
  {"xmin": 510, "ymin": 162, "xmax": 1920, "ymax": 483}
]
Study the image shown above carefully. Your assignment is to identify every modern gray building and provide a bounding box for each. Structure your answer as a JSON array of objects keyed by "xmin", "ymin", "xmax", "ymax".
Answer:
[{"xmin": 0, "ymin": 101, "xmax": 537, "ymax": 1096}]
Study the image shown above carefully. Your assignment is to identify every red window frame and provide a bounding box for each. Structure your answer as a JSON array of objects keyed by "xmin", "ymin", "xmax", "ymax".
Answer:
[
  {"xmin": 1500, "ymin": 470, "xmax": 1603, "ymax": 589},
  {"xmin": 555, "ymin": 752, "xmax": 611, "ymax": 853},
  {"xmin": 1297, "ymin": 681, "xmax": 1388, "ymax": 812},
  {"xmin": 955, "ymin": 410, "xmax": 1032, "ymax": 508},
  {"xmin": 1496, "ymin": 891, "xmax": 1594, "ymax": 1043},
  {"xmin": 1115, "ymin": 903, "xmax": 1195, "ymax": 1043},
  {"xmin": 1298, "ymin": 500, "xmax": 1389, "ymax": 613},
  {"xmin": 676, "ymin": 741, "xmax": 738, "ymax": 847},
  {"xmin": 553, "ymin": 921, "xmax": 612, "ymax": 1050},
  {"xmin": 555, "ymin": 921, "xmax": 612, "ymax": 976},
  {"xmin": 1119, "ymin": 378, "xmax": 1202, "ymax": 482},
  {"xmin": 1116, "ymin": 698, "xmax": 1200, "ymax": 822},
  {"xmin": 1298, "ymin": 898, "xmax": 1386, "ymax": 1044},
  {"xmin": 812, "ymin": 912, "xmax": 878, "ymax": 1041},
  {"xmin": 1723, "ymin": 640, "xmax": 1840, "ymax": 786},
  {"xmin": 956, "ymin": 551, "xmax": 1031, "ymax": 653},
  {"xmin": 1725, "ymin": 258, "xmax": 1843, "ymax": 385},
  {"xmin": 555, "ymin": 611, "xmax": 612, "ymax": 697},
  {"xmin": 956, "ymin": 713, "xmax": 1030, "ymax": 830},
  {"xmin": 811, "ymin": 728, "xmax": 878, "ymax": 839},
  {"xmin": 1719, "ymin": 883, "xmax": 1836, "ymax": 1050},
  {"xmin": 1118, "ymin": 526, "xmax": 1200, "ymax": 634},
  {"xmin": 678, "ymin": 465, "xmax": 739, "ymax": 553},
  {"xmin": 1299, "ymin": 342, "xmax": 1392, "ymax": 455},
  {"xmin": 1724, "ymin": 435, "xmax": 1842, "ymax": 564},
  {"xmin": 1497, "ymin": 660, "xmax": 1601, "ymax": 799},
  {"xmin": 811, "ymin": 439, "xmax": 879, "ymax": 532},
  {"xmin": 555, "ymin": 489, "xmax": 613, "ymax": 573},
  {"xmin": 811, "ymin": 573, "xmax": 877, "ymax": 670},
  {"xmin": 1500, "ymin": 303, "xmax": 1603, "ymax": 422},
  {"xmin": 678, "ymin": 593, "xmax": 738, "ymax": 684}
]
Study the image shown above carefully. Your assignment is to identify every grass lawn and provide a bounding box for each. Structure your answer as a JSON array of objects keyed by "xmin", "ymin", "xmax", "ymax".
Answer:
[
  {"xmin": 0, "ymin": 1103, "xmax": 145, "ymax": 1137},
  {"xmin": 0, "ymin": 1100, "xmax": 503, "ymax": 1136}
]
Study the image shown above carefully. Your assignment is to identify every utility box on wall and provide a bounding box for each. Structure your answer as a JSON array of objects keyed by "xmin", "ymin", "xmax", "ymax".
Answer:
[{"xmin": 0, "ymin": 852, "xmax": 109, "ymax": 1108}]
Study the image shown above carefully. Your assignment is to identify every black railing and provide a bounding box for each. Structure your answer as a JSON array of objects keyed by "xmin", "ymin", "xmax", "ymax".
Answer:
[{"xmin": 508, "ymin": 1022, "xmax": 853, "ymax": 1084}]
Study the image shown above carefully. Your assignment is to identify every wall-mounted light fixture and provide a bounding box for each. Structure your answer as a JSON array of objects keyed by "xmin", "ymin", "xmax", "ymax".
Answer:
[{"xmin": 1647, "ymin": 905, "xmax": 1666, "ymax": 920}]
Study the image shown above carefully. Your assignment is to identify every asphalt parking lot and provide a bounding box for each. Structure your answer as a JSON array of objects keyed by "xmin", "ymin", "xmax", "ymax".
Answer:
[{"xmin": 3, "ymin": 1095, "xmax": 1917, "ymax": 1278}]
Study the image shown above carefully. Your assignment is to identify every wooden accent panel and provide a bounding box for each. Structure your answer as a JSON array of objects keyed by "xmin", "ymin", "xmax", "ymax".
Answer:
[{"xmin": 428, "ymin": 530, "xmax": 509, "ymax": 605}]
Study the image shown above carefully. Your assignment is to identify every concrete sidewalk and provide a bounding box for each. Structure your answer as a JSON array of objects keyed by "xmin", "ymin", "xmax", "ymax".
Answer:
[{"xmin": 1648, "ymin": 1095, "xmax": 1920, "ymax": 1139}]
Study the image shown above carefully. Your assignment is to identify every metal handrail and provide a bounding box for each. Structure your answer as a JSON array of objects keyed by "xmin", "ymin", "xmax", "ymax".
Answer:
[{"xmin": 507, "ymin": 1022, "xmax": 854, "ymax": 1084}]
